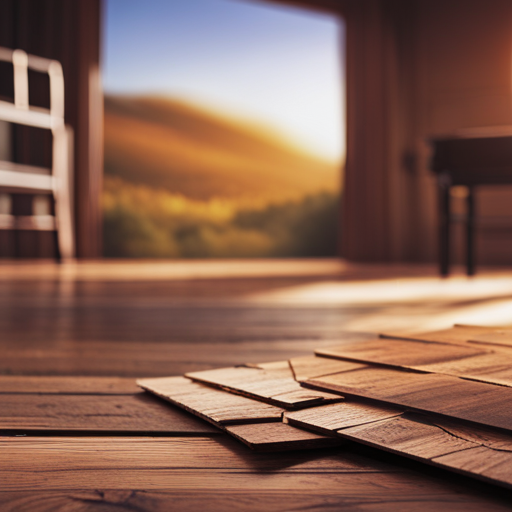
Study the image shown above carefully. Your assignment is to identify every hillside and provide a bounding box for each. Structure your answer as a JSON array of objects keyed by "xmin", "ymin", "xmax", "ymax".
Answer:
[{"xmin": 104, "ymin": 95, "xmax": 340, "ymax": 203}]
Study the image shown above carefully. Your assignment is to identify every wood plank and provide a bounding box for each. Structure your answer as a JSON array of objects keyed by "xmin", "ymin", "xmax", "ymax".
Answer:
[
  {"xmin": 249, "ymin": 360, "xmax": 293, "ymax": 374},
  {"xmin": 430, "ymin": 419, "xmax": 512, "ymax": 450},
  {"xmin": 2, "ymin": 490, "xmax": 511, "ymax": 512},
  {"xmin": 289, "ymin": 355, "xmax": 365, "ymax": 381},
  {"xmin": 0, "ymin": 392, "xmax": 219, "ymax": 434},
  {"xmin": 0, "ymin": 376, "xmax": 139, "ymax": 394},
  {"xmin": 382, "ymin": 325, "xmax": 495, "ymax": 345},
  {"xmin": 225, "ymin": 422, "xmax": 341, "ymax": 452},
  {"xmin": 340, "ymin": 414, "xmax": 479, "ymax": 460},
  {"xmin": 2, "ymin": 489, "xmax": 512, "ymax": 512},
  {"xmin": 418, "ymin": 353, "xmax": 512, "ymax": 387},
  {"xmin": 285, "ymin": 398, "xmax": 512, "ymax": 491},
  {"xmin": 3, "ymin": 438, "xmax": 512, "ymax": 509},
  {"xmin": 285, "ymin": 401, "xmax": 402, "ymax": 434},
  {"xmin": 338, "ymin": 413, "xmax": 512, "ymax": 490},
  {"xmin": 137, "ymin": 376, "xmax": 284, "ymax": 425},
  {"xmin": 5, "ymin": 436, "xmax": 509, "ymax": 511},
  {"xmin": 186, "ymin": 365, "xmax": 343, "ymax": 409},
  {"xmin": 468, "ymin": 330, "xmax": 512, "ymax": 348},
  {"xmin": 0, "ymin": 436, "xmax": 364, "ymax": 474},
  {"xmin": 0, "ymin": 339, "xmax": 348, "ymax": 377},
  {"xmin": 315, "ymin": 338, "xmax": 487, "ymax": 369},
  {"xmin": 434, "ymin": 446, "xmax": 512, "ymax": 489},
  {"xmin": 306, "ymin": 367, "xmax": 512, "ymax": 432}
]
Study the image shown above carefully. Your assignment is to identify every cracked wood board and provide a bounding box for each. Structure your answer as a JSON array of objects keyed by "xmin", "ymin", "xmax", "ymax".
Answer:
[
  {"xmin": 286, "ymin": 402, "xmax": 512, "ymax": 490},
  {"xmin": 305, "ymin": 366, "xmax": 512, "ymax": 433},
  {"xmin": 285, "ymin": 401, "xmax": 403, "ymax": 434},
  {"xmin": 186, "ymin": 365, "xmax": 344, "ymax": 409},
  {"xmin": 137, "ymin": 376, "xmax": 284, "ymax": 425},
  {"xmin": 342, "ymin": 414, "xmax": 512, "ymax": 490},
  {"xmin": 315, "ymin": 338, "xmax": 488, "ymax": 369}
]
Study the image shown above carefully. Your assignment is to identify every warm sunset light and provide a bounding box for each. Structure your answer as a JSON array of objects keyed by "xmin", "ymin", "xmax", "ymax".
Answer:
[
  {"xmin": 103, "ymin": 0, "xmax": 345, "ymax": 162},
  {"xmin": 102, "ymin": 0, "xmax": 345, "ymax": 258}
]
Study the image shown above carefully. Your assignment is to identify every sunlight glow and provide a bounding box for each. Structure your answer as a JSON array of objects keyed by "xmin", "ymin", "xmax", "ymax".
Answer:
[{"xmin": 104, "ymin": 0, "xmax": 345, "ymax": 162}]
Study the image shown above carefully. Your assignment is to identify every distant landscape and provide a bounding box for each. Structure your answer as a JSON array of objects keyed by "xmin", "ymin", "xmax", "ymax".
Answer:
[{"xmin": 103, "ymin": 95, "xmax": 341, "ymax": 258}]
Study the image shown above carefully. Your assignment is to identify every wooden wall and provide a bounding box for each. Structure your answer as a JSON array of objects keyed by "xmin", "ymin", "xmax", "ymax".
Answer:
[
  {"xmin": 0, "ymin": 0, "xmax": 103, "ymax": 258},
  {"xmin": 339, "ymin": 0, "xmax": 512, "ymax": 264}
]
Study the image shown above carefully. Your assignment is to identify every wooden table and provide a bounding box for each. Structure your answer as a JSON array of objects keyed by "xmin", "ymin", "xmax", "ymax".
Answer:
[
  {"xmin": 1, "ymin": 260, "xmax": 512, "ymax": 510},
  {"xmin": 430, "ymin": 130, "xmax": 512, "ymax": 276}
]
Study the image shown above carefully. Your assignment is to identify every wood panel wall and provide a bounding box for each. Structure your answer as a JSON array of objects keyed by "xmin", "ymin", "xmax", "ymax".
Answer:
[{"xmin": 0, "ymin": 0, "xmax": 103, "ymax": 258}]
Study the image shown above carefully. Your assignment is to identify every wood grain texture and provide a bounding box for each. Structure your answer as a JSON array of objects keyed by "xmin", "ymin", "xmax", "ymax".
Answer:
[
  {"xmin": 434, "ymin": 446, "xmax": 512, "ymax": 489},
  {"xmin": 289, "ymin": 355, "xmax": 365, "ymax": 381},
  {"xmin": 383, "ymin": 325, "xmax": 495, "ymax": 345},
  {"xmin": 2, "ymin": 437, "xmax": 512, "ymax": 510},
  {"xmin": 432, "ymin": 419, "xmax": 512, "ymax": 451},
  {"xmin": 0, "ymin": 436, "xmax": 365, "ymax": 475},
  {"xmin": 418, "ymin": 353, "xmax": 512, "ymax": 387},
  {"xmin": 315, "ymin": 338, "xmax": 487, "ymax": 368},
  {"xmin": 137, "ymin": 376, "xmax": 284, "ymax": 425},
  {"xmin": 341, "ymin": 414, "xmax": 479, "ymax": 460},
  {"xmin": 0, "ymin": 392, "xmax": 218, "ymax": 434},
  {"xmin": 285, "ymin": 401, "xmax": 402, "ymax": 434},
  {"xmin": 186, "ymin": 365, "xmax": 343, "ymax": 409},
  {"xmin": 468, "ymin": 330, "xmax": 512, "ymax": 348},
  {"xmin": 2, "ymin": 262, "xmax": 512, "ymax": 507},
  {"xmin": 225, "ymin": 422, "xmax": 341, "ymax": 452},
  {"xmin": 306, "ymin": 367, "xmax": 512, "ymax": 432},
  {"xmin": 3, "ymin": 490, "xmax": 512, "ymax": 512},
  {"xmin": 0, "ymin": 376, "xmax": 139, "ymax": 394}
]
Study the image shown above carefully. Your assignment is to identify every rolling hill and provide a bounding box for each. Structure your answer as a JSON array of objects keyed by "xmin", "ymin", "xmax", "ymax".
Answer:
[{"xmin": 104, "ymin": 95, "xmax": 340, "ymax": 204}]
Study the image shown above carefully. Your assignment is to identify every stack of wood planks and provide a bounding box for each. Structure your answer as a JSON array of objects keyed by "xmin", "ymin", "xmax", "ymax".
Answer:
[{"xmin": 139, "ymin": 324, "xmax": 512, "ymax": 490}]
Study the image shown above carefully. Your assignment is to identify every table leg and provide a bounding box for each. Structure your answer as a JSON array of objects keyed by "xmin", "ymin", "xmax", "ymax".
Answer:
[{"xmin": 438, "ymin": 177, "xmax": 451, "ymax": 277}]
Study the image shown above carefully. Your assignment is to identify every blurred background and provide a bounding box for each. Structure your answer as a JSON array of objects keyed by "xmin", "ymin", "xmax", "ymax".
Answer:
[
  {"xmin": 1, "ymin": 0, "xmax": 512, "ymax": 268},
  {"xmin": 102, "ymin": 0, "xmax": 344, "ymax": 258}
]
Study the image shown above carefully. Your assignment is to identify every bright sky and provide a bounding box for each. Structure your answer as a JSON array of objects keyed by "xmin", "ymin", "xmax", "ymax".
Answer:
[{"xmin": 103, "ymin": 0, "xmax": 345, "ymax": 162}]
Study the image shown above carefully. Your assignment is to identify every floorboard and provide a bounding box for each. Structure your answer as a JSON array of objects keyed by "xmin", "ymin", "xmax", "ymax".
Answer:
[
  {"xmin": 0, "ymin": 392, "xmax": 219, "ymax": 434},
  {"xmin": 3, "ymin": 260, "xmax": 512, "ymax": 508}
]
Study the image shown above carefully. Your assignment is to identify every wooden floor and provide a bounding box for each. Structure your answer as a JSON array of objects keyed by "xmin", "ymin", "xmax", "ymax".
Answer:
[{"xmin": 2, "ymin": 259, "xmax": 512, "ymax": 511}]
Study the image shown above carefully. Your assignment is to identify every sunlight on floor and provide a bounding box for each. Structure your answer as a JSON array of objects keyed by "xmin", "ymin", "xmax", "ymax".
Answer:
[{"xmin": 244, "ymin": 273, "xmax": 512, "ymax": 333}]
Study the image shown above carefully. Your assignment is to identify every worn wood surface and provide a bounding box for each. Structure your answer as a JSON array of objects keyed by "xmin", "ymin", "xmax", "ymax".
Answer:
[
  {"xmin": 384, "ymin": 325, "xmax": 496, "ymax": 345},
  {"xmin": 317, "ymin": 335, "xmax": 512, "ymax": 388},
  {"xmin": 138, "ymin": 376, "xmax": 284, "ymax": 425},
  {"xmin": 286, "ymin": 400, "xmax": 512, "ymax": 490},
  {"xmin": 285, "ymin": 401, "xmax": 402, "ymax": 433},
  {"xmin": 3, "ymin": 437, "xmax": 512, "ymax": 511},
  {"xmin": 306, "ymin": 367, "xmax": 512, "ymax": 432},
  {"xmin": 186, "ymin": 365, "xmax": 343, "ymax": 409},
  {"xmin": 0, "ymin": 376, "xmax": 139, "ymax": 394},
  {"xmin": 418, "ymin": 352, "xmax": 512, "ymax": 387},
  {"xmin": 225, "ymin": 422, "xmax": 341, "ymax": 451},
  {"xmin": 341, "ymin": 414, "xmax": 479, "ymax": 460},
  {"xmin": 468, "ymin": 329, "xmax": 512, "ymax": 348},
  {"xmin": 316, "ymin": 338, "xmax": 487, "ymax": 368},
  {"xmin": 3, "ymin": 261, "xmax": 512, "ymax": 509},
  {"xmin": 0, "ymin": 392, "xmax": 219, "ymax": 434},
  {"xmin": 289, "ymin": 355, "xmax": 365, "ymax": 381}
]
